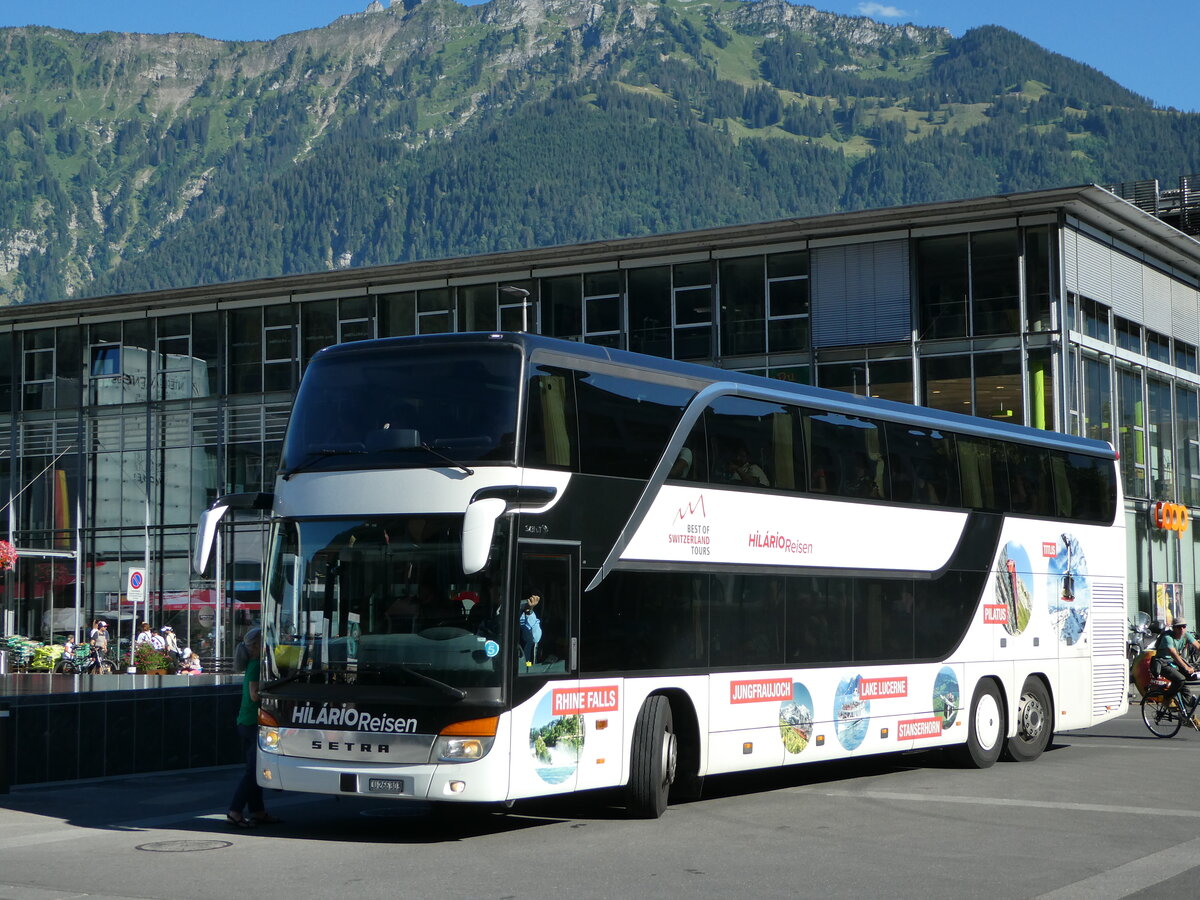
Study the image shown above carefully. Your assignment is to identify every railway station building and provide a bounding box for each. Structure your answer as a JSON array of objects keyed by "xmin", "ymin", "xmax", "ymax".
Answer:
[{"xmin": 2, "ymin": 181, "xmax": 1199, "ymax": 668}]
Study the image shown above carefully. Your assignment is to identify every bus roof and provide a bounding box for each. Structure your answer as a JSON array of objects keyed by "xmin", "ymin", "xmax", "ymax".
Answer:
[{"xmin": 314, "ymin": 332, "xmax": 1116, "ymax": 460}]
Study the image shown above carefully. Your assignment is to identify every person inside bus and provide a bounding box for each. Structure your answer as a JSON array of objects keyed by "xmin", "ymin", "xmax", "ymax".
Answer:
[
  {"xmin": 844, "ymin": 454, "xmax": 881, "ymax": 499},
  {"xmin": 518, "ymin": 592, "xmax": 542, "ymax": 670},
  {"xmin": 669, "ymin": 446, "xmax": 694, "ymax": 480},
  {"xmin": 1153, "ymin": 617, "xmax": 1200, "ymax": 719},
  {"xmin": 723, "ymin": 441, "xmax": 769, "ymax": 487}
]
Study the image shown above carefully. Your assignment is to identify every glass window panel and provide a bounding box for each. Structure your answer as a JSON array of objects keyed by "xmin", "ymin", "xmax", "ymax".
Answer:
[
  {"xmin": 767, "ymin": 250, "xmax": 808, "ymax": 279},
  {"xmin": 338, "ymin": 319, "xmax": 372, "ymax": 343},
  {"xmin": 586, "ymin": 296, "xmax": 620, "ymax": 334},
  {"xmin": 718, "ymin": 256, "xmax": 765, "ymax": 356},
  {"xmin": 867, "ymin": 358, "xmax": 912, "ymax": 404},
  {"xmin": 971, "ymin": 229, "xmax": 1019, "ymax": 336},
  {"xmin": 785, "ymin": 576, "xmax": 852, "ymax": 664},
  {"xmin": 768, "ymin": 317, "xmax": 808, "ymax": 353},
  {"xmin": 957, "ymin": 435, "xmax": 1010, "ymax": 512},
  {"xmin": 673, "ymin": 326, "xmax": 711, "ymax": 361},
  {"xmin": 804, "ymin": 410, "xmax": 886, "ymax": 499},
  {"xmin": 543, "ymin": 275, "xmax": 583, "ymax": 340},
  {"xmin": 885, "ymin": 423, "xmax": 959, "ymax": 506},
  {"xmin": 628, "ymin": 267, "xmax": 671, "ymax": 358},
  {"xmin": 340, "ymin": 296, "xmax": 369, "ymax": 320},
  {"xmin": 1175, "ymin": 385, "xmax": 1200, "ymax": 507},
  {"xmin": 229, "ymin": 308, "xmax": 263, "ymax": 394},
  {"xmin": 378, "ymin": 291, "xmax": 416, "ymax": 338},
  {"xmin": 704, "ymin": 396, "xmax": 801, "ymax": 491},
  {"xmin": 301, "ymin": 301, "xmax": 336, "ymax": 365},
  {"xmin": 922, "ymin": 355, "xmax": 972, "ymax": 414},
  {"xmin": 418, "ymin": 311, "xmax": 452, "ymax": 335},
  {"xmin": 674, "ymin": 262, "xmax": 710, "ymax": 288},
  {"xmin": 1148, "ymin": 376, "xmax": 1173, "ymax": 499},
  {"xmin": 768, "ymin": 277, "xmax": 808, "ymax": 318},
  {"xmin": 1082, "ymin": 354, "xmax": 1112, "ymax": 446},
  {"xmin": 1115, "ymin": 317, "xmax": 1141, "ymax": 353},
  {"xmin": 675, "ymin": 287, "xmax": 711, "ymax": 326},
  {"xmin": 192, "ymin": 312, "xmax": 219, "ymax": 397},
  {"xmin": 418, "ymin": 288, "xmax": 452, "ymax": 313},
  {"xmin": 711, "ymin": 574, "xmax": 784, "ymax": 667},
  {"xmin": 1117, "ymin": 365, "xmax": 1146, "ymax": 498},
  {"xmin": 917, "ymin": 234, "xmax": 968, "ymax": 339},
  {"xmin": 974, "ymin": 351, "xmax": 1023, "ymax": 426},
  {"xmin": 459, "ymin": 285, "xmax": 496, "ymax": 332},
  {"xmin": 574, "ymin": 372, "xmax": 692, "ymax": 478},
  {"xmin": 819, "ymin": 361, "xmax": 867, "ymax": 397},
  {"xmin": 1024, "ymin": 225, "xmax": 1053, "ymax": 333},
  {"xmin": 1082, "ymin": 298, "xmax": 1110, "ymax": 342}
]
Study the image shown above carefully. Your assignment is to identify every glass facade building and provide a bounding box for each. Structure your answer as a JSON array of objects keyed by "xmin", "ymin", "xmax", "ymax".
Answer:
[{"xmin": 2, "ymin": 185, "xmax": 1199, "ymax": 669}]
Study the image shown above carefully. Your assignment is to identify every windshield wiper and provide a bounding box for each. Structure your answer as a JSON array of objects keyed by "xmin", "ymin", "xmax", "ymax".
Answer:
[
  {"xmin": 420, "ymin": 443, "xmax": 474, "ymax": 477},
  {"xmin": 281, "ymin": 448, "xmax": 367, "ymax": 480},
  {"xmin": 395, "ymin": 663, "xmax": 467, "ymax": 700}
]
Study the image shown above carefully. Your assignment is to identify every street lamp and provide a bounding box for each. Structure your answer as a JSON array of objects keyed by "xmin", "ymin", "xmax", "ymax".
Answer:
[{"xmin": 499, "ymin": 285, "xmax": 531, "ymax": 332}]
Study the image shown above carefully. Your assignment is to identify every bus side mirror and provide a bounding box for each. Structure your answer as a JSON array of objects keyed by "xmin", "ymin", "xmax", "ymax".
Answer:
[
  {"xmin": 193, "ymin": 492, "xmax": 273, "ymax": 576},
  {"xmin": 462, "ymin": 497, "xmax": 507, "ymax": 575}
]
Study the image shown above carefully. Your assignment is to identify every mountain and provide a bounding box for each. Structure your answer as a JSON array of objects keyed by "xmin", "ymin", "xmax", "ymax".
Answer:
[{"xmin": 1, "ymin": 0, "xmax": 1198, "ymax": 305}]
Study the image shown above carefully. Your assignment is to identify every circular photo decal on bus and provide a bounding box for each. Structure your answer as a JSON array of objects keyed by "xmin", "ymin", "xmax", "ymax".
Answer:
[
  {"xmin": 779, "ymin": 682, "xmax": 814, "ymax": 755},
  {"xmin": 933, "ymin": 666, "xmax": 960, "ymax": 728},
  {"xmin": 528, "ymin": 692, "xmax": 584, "ymax": 784},
  {"xmin": 1048, "ymin": 533, "xmax": 1090, "ymax": 646},
  {"xmin": 834, "ymin": 675, "xmax": 870, "ymax": 751},
  {"xmin": 995, "ymin": 542, "xmax": 1033, "ymax": 635}
]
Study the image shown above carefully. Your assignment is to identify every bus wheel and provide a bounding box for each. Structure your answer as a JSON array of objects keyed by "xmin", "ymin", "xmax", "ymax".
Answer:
[
  {"xmin": 958, "ymin": 679, "xmax": 1005, "ymax": 769},
  {"xmin": 1001, "ymin": 678, "xmax": 1052, "ymax": 762},
  {"xmin": 628, "ymin": 695, "xmax": 676, "ymax": 818}
]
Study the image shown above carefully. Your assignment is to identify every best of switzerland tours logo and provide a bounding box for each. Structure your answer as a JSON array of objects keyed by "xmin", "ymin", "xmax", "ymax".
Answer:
[{"xmin": 666, "ymin": 493, "xmax": 814, "ymax": 559}]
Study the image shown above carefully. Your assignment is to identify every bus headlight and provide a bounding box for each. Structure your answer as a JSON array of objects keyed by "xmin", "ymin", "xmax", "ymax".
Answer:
[
  {"xmin": 259, "ymin": 726, "xmax": 283, "ymax": 754},
  {"xmin": 432, "ymin": 716, "xmax": 498, "ymax": 763}
]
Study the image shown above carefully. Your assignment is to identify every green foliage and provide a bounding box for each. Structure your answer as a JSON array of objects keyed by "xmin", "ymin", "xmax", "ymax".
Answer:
[{"xmin": 0, "ymin": 1, "xmax": 1196, "ymax": 305}]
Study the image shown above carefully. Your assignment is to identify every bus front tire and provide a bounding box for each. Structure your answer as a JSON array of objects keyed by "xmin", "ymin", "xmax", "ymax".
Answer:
[
  {"xmin": 628, "ymin": 695, "xmax": 676, "ymax": 819},
  {"xmin": 1001, "ymin": 677, "xmax": 1052, "ymax": 762},
  {"xmin": 957, "ymin": 679, "xmax": 1005, "ymax": 769}
]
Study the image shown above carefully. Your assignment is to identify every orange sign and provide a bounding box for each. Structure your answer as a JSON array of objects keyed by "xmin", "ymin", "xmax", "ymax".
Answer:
[{"xmin": 1152, "ymin": 502, "xmax": 1189, "ymax": 533}]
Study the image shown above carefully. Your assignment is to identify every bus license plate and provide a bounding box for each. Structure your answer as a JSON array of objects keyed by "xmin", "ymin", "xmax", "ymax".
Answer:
[{"xmin": 368, "ymin": 778, "xmax": 408, "ymax": 794}]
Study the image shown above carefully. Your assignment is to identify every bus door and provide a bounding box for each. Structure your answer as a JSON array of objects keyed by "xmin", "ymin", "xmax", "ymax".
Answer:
[{"xmin": 510, "ymin": 542, "xmax": 581, "ymax": 798}]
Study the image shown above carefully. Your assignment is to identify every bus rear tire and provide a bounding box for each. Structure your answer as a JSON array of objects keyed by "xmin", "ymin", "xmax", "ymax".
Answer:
[
  {"xmin": 957, "ymin": 679, "xmax": 1004, "ymax": 769},
  {"xmin": 628, "ymin": 695, "xmax": 676, "ymax": 819},
  {"xmin": 1001, "ymin": 677, "xmax": 1052, "ymax": 762}
]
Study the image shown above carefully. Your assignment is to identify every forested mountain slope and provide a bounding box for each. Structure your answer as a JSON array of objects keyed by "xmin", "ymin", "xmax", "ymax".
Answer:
[{"xmin": 1, "ymin": 0, "xmax": 1197, "ymax": 304}]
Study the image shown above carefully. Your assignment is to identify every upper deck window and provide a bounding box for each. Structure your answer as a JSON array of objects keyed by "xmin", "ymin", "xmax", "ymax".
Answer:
[{"xmin": 281, "ymin": 343, "xmax": 522, "ymax": 475}]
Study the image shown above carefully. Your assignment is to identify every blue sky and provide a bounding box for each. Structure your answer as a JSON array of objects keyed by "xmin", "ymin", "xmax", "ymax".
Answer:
[{"xmin": 0, "ymin": 0, "xmax": 1194, "ymax": 111}]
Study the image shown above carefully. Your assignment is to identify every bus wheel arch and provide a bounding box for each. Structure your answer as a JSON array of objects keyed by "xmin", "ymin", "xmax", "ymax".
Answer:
[
  {"xmin": 627, "ymin": 693, "xmax": 679, "ymax": 818},
  {"xmin": 1001, "ymin": 675, "xmax": 1053, "ymax": 762},
  {"xmin": 956, "ymin": 677, "xmax": 1006, "ymax": 769}
]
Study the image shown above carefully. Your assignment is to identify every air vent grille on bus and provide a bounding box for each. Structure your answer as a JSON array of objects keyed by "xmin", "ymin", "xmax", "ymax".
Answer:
[{"xmin": 1091, "ymin": 581, "xmax": 1128, "ymax": 716}]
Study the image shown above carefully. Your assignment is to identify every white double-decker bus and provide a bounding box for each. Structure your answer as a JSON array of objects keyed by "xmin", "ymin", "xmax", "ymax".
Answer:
[{"xmin": 194, "ymin": 333, "xmax": 1127, "ymax": 818}]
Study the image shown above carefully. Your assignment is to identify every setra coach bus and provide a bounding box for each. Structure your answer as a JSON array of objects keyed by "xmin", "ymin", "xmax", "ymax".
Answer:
[{"xmin": 194, "ymin": 332, "xmax": 1127, "ymax": 818}]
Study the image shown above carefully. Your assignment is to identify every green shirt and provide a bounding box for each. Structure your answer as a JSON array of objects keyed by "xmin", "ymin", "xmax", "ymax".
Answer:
[
  {"xmin": 237, "ymin": 657, "xmax": 261, "ymax": 726},
  {"xmin": 1155, "ymin": 631, "xmax": 1195, "ymax": 671}
]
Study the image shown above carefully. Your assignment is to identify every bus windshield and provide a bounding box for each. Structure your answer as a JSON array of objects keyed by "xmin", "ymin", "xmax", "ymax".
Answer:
[
  {"xmin": 280, "ymin": 343, "xmax": 522, "ymax": 476},
  {"xmin": 261, "ymin": 515, "xmax": 506, "ymax": 692}
]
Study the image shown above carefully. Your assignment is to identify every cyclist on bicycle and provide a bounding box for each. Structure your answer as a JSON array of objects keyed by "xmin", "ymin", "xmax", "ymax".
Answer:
[{"xmin": 1153, "ymin": 617, "xmax": 1200, "ymax": 721}]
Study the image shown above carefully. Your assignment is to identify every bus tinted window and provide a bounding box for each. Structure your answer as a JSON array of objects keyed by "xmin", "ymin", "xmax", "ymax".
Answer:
[
  {"xmin": 1054, "ymin": 452, "xmax": 1117, "ymax": 524},
  {"xmin": 785, "ymin": 576, "xmax": 853, "ymax": 664},
  {"xmin": 710, "ymin": 574, "xmax": 784, "ymax": 666},
  {"xmin": 670, "ymin": 418, "xmax": 709, "ymax": 482},
  {"xmin": 574, "ymin": 372, "xmax": 693, "ymax": 478},
  {"xmin": 854, "ymin": 579, "xmax": 915, "ymax": 661},
  {"xmin": 282, "ymin": 344, "xmax": 521, "ymax": 474},
  {"xmin": 804, "ymin": 410, "xmax": 888, "ymax": 500},
  {"xmin": 580, "ymin": 571, "xmax": 708, "ymax": 672},
  {"xmin": 524, "ymin": 365, "xmax": 579, "ymax": 470},
  {"xmin": 704, "ymin": 397, "xmax": 802, "ymax": 491},
  {"xmin": 1007, "ymin": 443, "xmax": 1054, "ymax": 516},
  {"xmin": 886, "ymin": 423, "xmax": 960, "ymax": 506},
  {"xmin": 957, "ymin": 435, "xmax": 1010, "ymax": 512},
  {"xmin": 915, "ymin": 571, "xmax": 985, "ymax": 658}
]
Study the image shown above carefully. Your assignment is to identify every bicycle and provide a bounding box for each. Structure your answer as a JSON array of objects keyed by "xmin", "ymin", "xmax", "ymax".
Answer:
[
  {"xmin": 56, "ymin": 643, "xmax": 115, "ymax": 675},
  {"xmin": 1140, "ymin": 674, "xmax": 1200, "ymax": 738}
]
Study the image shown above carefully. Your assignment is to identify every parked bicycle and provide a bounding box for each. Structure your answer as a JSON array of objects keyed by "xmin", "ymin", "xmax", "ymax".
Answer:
[
  {"xmin": 1140, "ymin": 672, "xmax": 1200, "ymax": 738},
  {"xmin": 55, "ymin": 643, "xmax": 115, "ymax": 675}
]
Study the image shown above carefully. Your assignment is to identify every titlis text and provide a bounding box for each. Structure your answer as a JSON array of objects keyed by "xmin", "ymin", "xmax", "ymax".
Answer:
[{"xmin": 291, "ymin": 703, "xmax": 418, "ymax": 733}]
